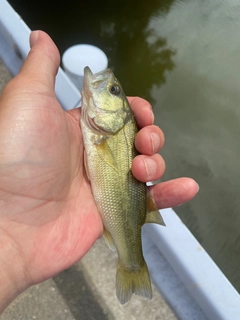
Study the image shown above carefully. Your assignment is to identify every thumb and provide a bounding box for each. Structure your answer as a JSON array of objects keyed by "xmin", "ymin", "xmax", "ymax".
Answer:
[
  {"xmin": 0, "ymin": 30, "xmax": 61, "ymax": 129},
  {"xmin": 19, "ymin": 30, "xmax": 60, "ymax": 92}
]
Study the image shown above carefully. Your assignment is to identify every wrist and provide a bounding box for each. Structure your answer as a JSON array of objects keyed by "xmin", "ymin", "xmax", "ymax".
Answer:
[{"xmin": 0, "ymin": 230, "xmax": 30, "ymax": 314}]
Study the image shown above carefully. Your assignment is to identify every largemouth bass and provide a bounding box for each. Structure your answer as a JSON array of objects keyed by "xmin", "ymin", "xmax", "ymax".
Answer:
[{"xmin": 80, "ymin": 67, "xmax": 165, "ymax": 304}]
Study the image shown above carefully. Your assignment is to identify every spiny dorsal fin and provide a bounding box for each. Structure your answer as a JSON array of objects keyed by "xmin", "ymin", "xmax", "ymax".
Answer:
[
  {"xmin": 103, "ymin": 228, "xmax": 116, "ymax": 251},
  {"xmin": 145, "ymin": 193, "xmax": 165, "ymax": 226}
]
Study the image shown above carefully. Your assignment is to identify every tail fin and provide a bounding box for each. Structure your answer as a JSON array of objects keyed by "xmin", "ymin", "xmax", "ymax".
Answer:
[{"xmin": 116, "ymin": 261, "xmax": 152, "ymax": 304}]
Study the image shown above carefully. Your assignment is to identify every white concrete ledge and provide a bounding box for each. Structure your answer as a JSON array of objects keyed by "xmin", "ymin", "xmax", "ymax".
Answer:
[{"xmin": 143, "ymin": 208, "xmax": 240, "ymax": 319}]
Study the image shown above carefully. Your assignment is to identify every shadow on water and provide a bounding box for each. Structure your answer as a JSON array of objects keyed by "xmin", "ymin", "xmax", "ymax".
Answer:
[
  {"xmin": 9, "ymin": 0, "xmax": 175, "ymax": 102},
  {"xmin": 53, "ymin": 265, "xmax": 111, "ymax": 320},
  {"xmin": 97, "ymin": 2, "xmax": 176, "ymax": 101}
]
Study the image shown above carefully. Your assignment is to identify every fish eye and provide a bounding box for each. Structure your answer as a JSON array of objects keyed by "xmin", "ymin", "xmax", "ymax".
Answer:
[{"xmin": 110, "ymin": 85, "xmax": 120, "ymax": 95}]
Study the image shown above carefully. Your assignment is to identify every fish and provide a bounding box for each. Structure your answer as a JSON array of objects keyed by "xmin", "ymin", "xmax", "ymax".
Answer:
[{"xmin": 80, "ymin": 66, "xmax": 165, "ymax": 304}]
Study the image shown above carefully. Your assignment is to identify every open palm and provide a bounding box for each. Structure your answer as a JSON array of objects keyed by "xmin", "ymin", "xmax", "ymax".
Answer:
[{"xmin": 0, "ymin": 31, "xmax": 198, "ymax": 290}]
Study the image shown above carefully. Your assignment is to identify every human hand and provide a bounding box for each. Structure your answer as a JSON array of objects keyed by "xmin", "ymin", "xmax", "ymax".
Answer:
[{"xmin": 0, "ymin": 31, "xmax": 198, "ymax": 312}]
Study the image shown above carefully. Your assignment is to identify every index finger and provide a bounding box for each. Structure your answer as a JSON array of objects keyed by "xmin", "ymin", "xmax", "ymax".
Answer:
[{"xmin": 128, "ymin": 97, "xmax": 154, "ymax": 128}]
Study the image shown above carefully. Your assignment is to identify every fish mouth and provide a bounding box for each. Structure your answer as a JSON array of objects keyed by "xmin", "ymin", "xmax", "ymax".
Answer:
[
  {"xmin": 83, "ymin": 66, "xmax": 113, "ymax": 89},
  {"xmin": 83, "ymin": 66, "xmax": 93, "ymax": 90},
  {"xmin": 84, "ymin": 66, "xmax": 112, "ymax": 78},
  {"xmin": 83, "ymin": 66, "xmax": 93, "ymax": 79},
  {"xmin": 82, "ymin": 66, "xmax": 116, "ymax": 113},
  {"xmin": 82, "ymin": 67, "xmax": 127, "ymax": 135}
]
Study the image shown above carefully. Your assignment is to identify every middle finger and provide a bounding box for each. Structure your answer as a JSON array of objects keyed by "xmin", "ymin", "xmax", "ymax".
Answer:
[{"xmin": 135, "ymin": 125, "xmax": 165, "ymax": 155}]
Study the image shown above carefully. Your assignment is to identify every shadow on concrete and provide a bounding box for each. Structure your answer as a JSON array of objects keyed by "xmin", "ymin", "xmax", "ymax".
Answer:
[{"xmin": 53, "ymin": 265, "xmax": 111, "ymax": 320}]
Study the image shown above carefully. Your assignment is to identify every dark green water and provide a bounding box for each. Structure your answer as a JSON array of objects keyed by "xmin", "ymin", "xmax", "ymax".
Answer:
[{"xmin": 9, "ymin": 0, "xmax": 240, "ymax": 293}]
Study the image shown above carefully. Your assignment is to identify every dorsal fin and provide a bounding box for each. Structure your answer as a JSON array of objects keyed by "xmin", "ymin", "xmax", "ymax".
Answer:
[{"xmin": 145, "ymin": 193, "xmax": 165, "ymax": 226}]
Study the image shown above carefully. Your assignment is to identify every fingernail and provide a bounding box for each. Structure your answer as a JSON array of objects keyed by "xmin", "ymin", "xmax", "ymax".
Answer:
[
  {"xmin": 148, "ymin": 108, "xmax": 154, "ymax": 124},
  {"xmin": 143, "ymin": 157, "xmax": 156, "ymax": 177},
  {"xmin": 151, "ymin": 111, "xmax": 155, "ymax": 124},
  {"xmin": 196, "ymin": 183, "xmax": 200, "ymax": 193},
  {"xmin": 30, "ymin": 30, "xmax": 39, "ymax": 48},
  {"xmin": 150, "ymin": 132, "xmax": 160, "ymax": 153}
]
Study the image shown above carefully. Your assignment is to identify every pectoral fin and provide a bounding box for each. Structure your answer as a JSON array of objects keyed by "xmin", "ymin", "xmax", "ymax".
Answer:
[
  {"xmin": 96, "ymin": 141, "xmax": 118, "ymax": 172},
  {"xmin": 145, "ymin": 193, "xmax": 165, "ymax": 226},
  {"xmin": 84, "ymin": 151, "xmax": 91, "ymax": 181}
]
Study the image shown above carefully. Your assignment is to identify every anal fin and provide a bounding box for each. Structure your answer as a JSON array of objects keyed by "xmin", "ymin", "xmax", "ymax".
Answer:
[{"xmin": 103, "ymin": 228, "xmax": 116, "ymax": 251}]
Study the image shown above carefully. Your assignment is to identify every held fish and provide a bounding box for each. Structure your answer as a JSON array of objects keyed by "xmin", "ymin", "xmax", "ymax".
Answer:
[{"xmin": 80, "ymin": 67, "xmax": 165, "ymax": 304}]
